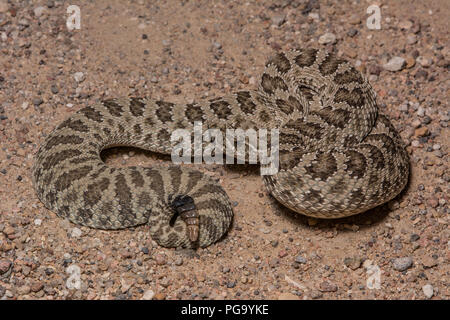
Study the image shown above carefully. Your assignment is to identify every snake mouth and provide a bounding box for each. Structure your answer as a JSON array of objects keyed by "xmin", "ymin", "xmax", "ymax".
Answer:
[{"xmin": 169, "ymin": 194, "xmax": 199, "ymax": 243}]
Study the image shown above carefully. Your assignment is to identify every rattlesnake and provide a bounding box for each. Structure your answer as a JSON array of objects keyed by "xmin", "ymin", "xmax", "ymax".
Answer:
[{"xmin": 32, "ymin": 48, "xmax": 409, "ymax": 248}]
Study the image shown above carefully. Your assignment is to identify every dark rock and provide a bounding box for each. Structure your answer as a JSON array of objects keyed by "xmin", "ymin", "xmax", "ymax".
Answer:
[
  {"xmin": 33, "ymin": 97, "xmax": 44, "ymax": 106},
  {"xmin": 347, "ymin": 29, "xmax": 358, "ymax": 37},
  {"xmin": 295, "ymin": 255, "xmax": 307, "ymax": 264}
]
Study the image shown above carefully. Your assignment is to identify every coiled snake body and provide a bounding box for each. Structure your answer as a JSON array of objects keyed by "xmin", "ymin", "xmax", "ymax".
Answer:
[{"xmin": 32, "ymin": 49, "xmax": 409, "ymax": 248}]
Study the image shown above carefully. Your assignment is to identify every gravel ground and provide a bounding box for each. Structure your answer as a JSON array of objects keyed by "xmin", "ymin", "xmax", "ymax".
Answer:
[{"xmin": 0, "ymin": 0, "xmax": 448, "ymax": 300}]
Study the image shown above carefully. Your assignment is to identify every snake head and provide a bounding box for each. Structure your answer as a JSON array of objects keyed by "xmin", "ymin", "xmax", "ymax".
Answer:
[{"xmin": 170, "ymin": 195, "xmax": 199, "ymax": 244}]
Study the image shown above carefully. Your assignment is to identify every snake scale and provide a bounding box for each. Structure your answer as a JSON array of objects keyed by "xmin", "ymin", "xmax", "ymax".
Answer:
[{"xmin": 32, "ymin": 48, "xmax": 410, "ymax": 248}]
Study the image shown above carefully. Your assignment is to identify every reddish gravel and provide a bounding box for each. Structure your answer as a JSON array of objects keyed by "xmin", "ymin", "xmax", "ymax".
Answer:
[{"xmin": 0, "ymin": 0, "xmax": 448, "ymax": 300}]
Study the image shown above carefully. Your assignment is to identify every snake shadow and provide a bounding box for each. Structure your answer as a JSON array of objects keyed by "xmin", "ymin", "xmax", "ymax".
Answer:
[
  {"xmin": 266, "ymin": 168, "xmax": 412, "ymax": 233},
  {"xmin": 221, "ymin": 161, "xmax": 412, "ymax": 234}
]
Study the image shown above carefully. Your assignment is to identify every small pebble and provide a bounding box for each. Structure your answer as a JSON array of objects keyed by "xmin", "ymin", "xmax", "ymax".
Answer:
[
  {"xmin": 368, "ymin": 65, "xmax": 382, "ymax": 76},
  {"xmin": 347, "ymin": 29, "xmax": 358, "ymax": 37},
  {"xmin": 154, "ymin": 253, "xmax": 167, "ymax": 265},
  {"xmin": 44, "ymin": 268, "xmax": 54, "ymax": 276},
  {"xmin": 34, "ymin": 6, "xmax": 46, "ymax": 17},
  {"xmin": 73, "ymin": 72, "xmax": 85, "ymax": 82},
  {"xmin": 119, "ymin": 249, "xmax": 133, "ymax": 259},
  {"xmin": 308, "ymin": 13, "xmax": 319, "ymax": 22},
  {"xmin": 18, "ymin": 19, "xmax": 30, "ymax": 27},
  {"xmin": 31, "ymin": 282, "xmax": 44, "ymax": 292},
  {"xmin": 405, "ymin": 56, "xmax": 416, "ymax": 68},
  {"xmin": 0, "ymin": 260, "xmax": 12, "ymax": 274},
  {"xmin": 393, "ymin": 257, "xmax": 413, "ymax": 271},
  {"xmin": 422, "ymin": 116, "xmax": 432, "ymax": 125},
  {"xmin": 33, "ymin": 98, "xmax": 44, "ymax": 106},
  {"xmin": 153, "ymin": 293, "xmax": 166, "ymax": 300},
  {"xmin": 295, "ymin": 255, "xmax": 307, "ymax": 264},
  {"xmin": 416, "ymin": 56, "xmax": 432, "ymax": 68},
  {"xmin": 422, "ymin": 284, "xmax": 434, "ymax": 298},
  {"xmin": 406, "ymin": 34, "xmax": 417, "ymax": 44},
  {"xmin": 414, "ymin": 126, "xmax": 429, "ymax": 137},
  {"xmin": 174, "ymin": 258, "xmax": 183, "ymax": 266},
  {"xmin": 51, "ymin": 85, "xmax": 59, "ymax": 94},
  {"xmin": 142, "ymin": 289, "xmax": 155, "ymax": 300},
  {"xmin": 398, "ymin": 20, "xmax": 413, "ymax": 30},
  {"xmin": 383, "ymin": 57, "xmax": 406, "ymax": 72},
  {"xmin": 398, "ymin": 103, "xmax": 408, "ymax": 112},
  {"xmin": 18, "ymin": 285, "xmax": 31, "ymax": 295},
  {"xmin": 344, "ymin": 256, "xmax": 362, "ymax": 270},
  {"xmin": 318, "ymin": 33, "xmax": 336, "ymax": 45},
  {"xmin": 319, "ymin": 281, "xmax": 338, "ymax": 292},
  {"xmin": 417, "ymin": 106, "xmax": 425, "ymax": 117},
  {"xmin": 348, "ymin": 15, "xmax": 361, "ymax": 25},
  {"xmin": 271, "ymin": 14, "xmax": 286, "ymax": 26},
  {"xmin": 3, "ymin": 225, "xmax": 15, "ymax": 235},
  {"xmin": 70, "ymin": 227, "xmax": 82, "ymax": 238},
  {"xmin": 422, "ymin": 256, "xmax": 438, "ymax": 268}
]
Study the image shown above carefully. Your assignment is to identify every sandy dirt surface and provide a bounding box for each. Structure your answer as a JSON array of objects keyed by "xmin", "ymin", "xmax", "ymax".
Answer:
[{"xmin": 0, "ymin": 0, "xmax": 448, "ymax": 300}]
